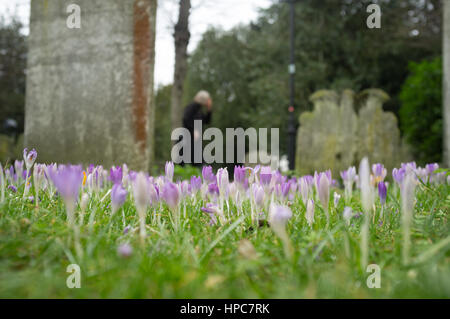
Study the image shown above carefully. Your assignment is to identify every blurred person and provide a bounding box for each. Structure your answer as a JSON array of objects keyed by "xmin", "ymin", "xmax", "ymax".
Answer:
[{"xmin": 180, "ymin": 90, "xmax": 213, "ymax": 166}]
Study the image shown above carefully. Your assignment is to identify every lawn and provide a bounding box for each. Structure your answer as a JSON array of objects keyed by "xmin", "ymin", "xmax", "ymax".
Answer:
[{"xmin": 0, "ymin": 160, "xmax": 449, "ymax": 298}]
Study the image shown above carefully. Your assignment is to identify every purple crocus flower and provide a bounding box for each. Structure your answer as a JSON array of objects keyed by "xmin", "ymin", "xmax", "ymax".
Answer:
[
  {"xmin": 340, "ymin": 166, "xmax": 356, "ymax": 182},
  {"xmin": 253, "ymin": 185, "xmax": 265, "ymax": 208},
  {"xmin": 333, "ymin": 192, "xmax": 341, "ymax": 207},
  {"xmin": 314, "ymin": 171, "xmax": 330, "ymax": 211},
  {"xmin": 207, "ymin": 182, "xmax": 219, "ymax": 196},
  {"xmin": 343, "ymin": 206, "xmax": 353, "ymax": 222},
  {"xmin": 425, "ymin": 163, "xmax": 439, "ymax": 183},
  {"xmin": 217, "ymin": 168, "xmax": 229, "ymax": 199},
  {"xmin": 269, "ymin": 204, "xmax": 292, "ymax": 226},
  {"xmin": 165, "ymin": 161, "xmax": 174, "ymax": 182},
  {"xmin": 392, "ymin": 167, "xmax": 406, "ymax": 185},
  {"xmin": 117, "ymin": 243, "xmax": 133, "ymax": 258},
  {"xmin": 189, "ymin": 176, "xmax": 202, "ymax": 193},
  {"xmin": 48, "ymin": 165, "xmax": 83, "ymax": 224},
  {"xmin": 401, "ymin": 162, "xmax": 417, "ymax": 175},
  {"xmin": 378, "ymin": 181, "xmax": 387, "ymax": 205},
  {"xmin": 260, "ymin": 166, "xmax": 272, "ymax": 186},
  {"xmin": 234, "ymin": 165, "xmax": 246, "ymax": 187},
  {"xmin": 6, "ymin": 166, "xmax": 17, "ymax": 184},
  {"xmin": 280, "ymin": 181, "xmax": 291, "ymax": 199},
  {"xmin": 425, "ymin": 163, "xmax": 439, "ymax": 175},
  {"xmin": 23, "ymin": 148, "xmax": 37, "ymax": 171},
  {"xmin": 161, "ymin": 182, "xmax": 180, "ymax": 210},
  {"xmin": 109, "ymin": 166, "xmax": 123, "ymax": 185},
  {"xmin": 298, "ymin": 177, "xmax": 309, "ymax": 204},
  {"xmin": 201, "ymin": 203, "xmax": 219, "ymax": 226},
  {"xmin": 111, "ymin": 183, "xmax": 128, "ymax": 214},
  {"xmin": 49, "ymin": 165, "xmax": 83, "ymax": 203},
  {"xmin": 132, "ymin": 172, "xmax": 150, "ymax": 212},
  {"xmin": 14, "ymin": 160, "xmax": 23, "ymax": 182},
  {"xmin": 202, "ymin": 166, "xmax": 216, "ymax": 184},
  {"xmin": 372, "ymin": 163, "xmax": 387, "ymax": 183},
  {"xmin": 8, "ymin": 185, "xmax": 17, "ymax": 193}
]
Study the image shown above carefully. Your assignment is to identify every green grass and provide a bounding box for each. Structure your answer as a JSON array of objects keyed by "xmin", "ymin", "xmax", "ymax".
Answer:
[{"xmin": 0, "ymin": 181, "xmax": 449, "ymax": 298}]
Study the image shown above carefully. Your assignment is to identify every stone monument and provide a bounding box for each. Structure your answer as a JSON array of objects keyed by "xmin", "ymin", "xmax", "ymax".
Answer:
[
  {"xmin": 25, "ymin": 0, "xmax": 157, "ymax": 170},
  {"xmin": 296, "ymin": 89, "xmax": 410, "ymax": 175}
]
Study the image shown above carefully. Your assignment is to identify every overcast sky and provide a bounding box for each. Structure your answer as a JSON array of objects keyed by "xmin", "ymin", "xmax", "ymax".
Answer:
[{"xmin": 0, "ymin": 0, "xmax": 273, "ymax": 86}]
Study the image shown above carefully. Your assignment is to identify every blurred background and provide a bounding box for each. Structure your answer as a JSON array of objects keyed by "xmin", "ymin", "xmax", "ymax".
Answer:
[{"xmin": 0, "ymin": 0, "xmax": 445, "ymax": 175}]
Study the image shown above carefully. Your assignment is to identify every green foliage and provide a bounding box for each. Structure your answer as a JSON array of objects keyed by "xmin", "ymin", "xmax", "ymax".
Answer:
[
  {"xmin": 0, "ymin": 178, "xmax": 449, "ymax": 298},
  {"xmin": 173, "ymin": 165, "xmax": 200, "ymax": 182},
  {"xmin": 399, "ymin": 57, "xmax": 443, "ymax": 165},
  {"xmin": 0, "ymin": 16, "xmax": 27, "ymax": 133},
  {"xmin": 183, "ymin": 0, "xmax": 441, "ymax": 159}
]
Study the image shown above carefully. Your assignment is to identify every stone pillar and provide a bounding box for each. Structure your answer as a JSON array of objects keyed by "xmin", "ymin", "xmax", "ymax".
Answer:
[
  {"xmin": 444, "ymin": 0, "xmax": 450, "ymax": 168},
  {"xmin": 25, "ymin": 0, "xmax": 157, "ymax": 171}
]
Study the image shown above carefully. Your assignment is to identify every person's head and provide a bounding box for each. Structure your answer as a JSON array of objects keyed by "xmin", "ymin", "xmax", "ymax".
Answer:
[{"xmin": 194, "ymin": 90, "xmax": 212, "ymax": 109}]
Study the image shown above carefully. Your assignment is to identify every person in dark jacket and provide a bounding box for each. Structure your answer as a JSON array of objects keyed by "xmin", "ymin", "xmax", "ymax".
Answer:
[{"xmin": 181, "ymin": 90, "xmax": 213, "ymax": 166}]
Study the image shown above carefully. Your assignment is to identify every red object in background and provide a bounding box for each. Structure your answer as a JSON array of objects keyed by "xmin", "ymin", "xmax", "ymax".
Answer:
[{"xmin": 288, "ymin": 106, "xmax": 295, "ymax": 113}]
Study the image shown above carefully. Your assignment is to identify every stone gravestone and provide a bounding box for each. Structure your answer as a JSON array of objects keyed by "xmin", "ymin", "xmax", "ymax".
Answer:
[
  {"xmin": 296, "ymin": 89, "xmax": 409, "ymax": 175},
  {"xmin": 295, "ymin": 90, "xmax": 358, "ymax": 175},
  {"xmin": 356, "ymin": 89, "xmax": 403, "ymax": 171},
  {"xmin": 25, "ymin": 0, "xmax": 157, "ymax": 170}
]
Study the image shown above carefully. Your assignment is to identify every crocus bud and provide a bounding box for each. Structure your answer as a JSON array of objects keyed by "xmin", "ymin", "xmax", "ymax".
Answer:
[
  {"xmin": 117, "ymin": 243, "xmax": 133, "ymax": 258},
  {"xmin": 14, "ymin": 160, "xmax": 24, "ymax": 182},
  {"xmin": 111, "ymin": 183, "xmax": 128, "ymax": 215},
  {"xmin": 23, "ymin": 148, "xmax": 37, "ymax": 171},
  {"xmin": 217, "ymin": 168, "xmax": 229, "ymax": 199},
  {"xmin": 269, "ymin": 204, "xmax": 293, "ymax": 259},
  {"xmin": 253, "ymin": 185, "xmax": 265, "ymax": 209},
  {"xmin": 132, "ymin": 172, "xmax": 150, "ymax": 213},
  {"xmin": 161, "ymin": 182, "xmax": 180, "ymax": 210},
  {"xmin": 109, "ymin": 166, "xmax": 123, "ymax": 185},
  {"xmin": 359, "ymin": 157, "xmax": 373, "ymax": 212},
  {"xmin": 80, "ymin": 193, "xmax": 89, "ymax": 212},
  {"xmin": 343, "ymin": 206, "xmax": 353, "ymax": 224},
  {"xmin": 299, "ymin": 177, "xmax": 309, "ymax": 204},
  {"xmin": 372, "ymin": 163, "xmax": 387, "ymax": 183},
  {"xmin": 392, "ymin": 167, "xmax": 406, "ymax": 186},
  {"xmin": 48, "ymin": 165, "xmax": 83, "ymax": 225},
  {"xmin": 202, "ymin": 166, "xmax": 216, "ymax": 184},
  {"xmin": 306, "ymin": 199, "xmax": 314, "ymax": 227},
  {"xmin": 378, "ymin": 181, "xmax": 387, "ymax": 206},
  {"xmin": 269, "ymin": 204, "xmax": 292, "ymax": 231},
  {"xmin": 165, "ymin": 161, "xmax": 174, "ymax": 182},
  {"xmin": 190, "ymin": 176, "xmax": 202, "ymax": 194},
  {"xmin": 333, "ymin": 192, "xmax": 341, "ymax": 207},
  {"xmin": 316, "ymin": 172, "xmax": 330, "ymax": 211},
  {"xmin": 260, "ymin": 166, "xmax": 272, "ymax": 186},
  {"xmin": 234, "ymin": 166, "xmax": 246, "ymax": 189}
]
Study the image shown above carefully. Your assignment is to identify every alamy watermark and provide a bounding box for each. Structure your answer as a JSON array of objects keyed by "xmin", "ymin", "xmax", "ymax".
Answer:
[
  {"xmin": 171, "ymin": 121, "xmax": 280, "ymax": 166},
  {"xmin": 66, "ymin": 264, "xmax": 81, "ymax": 288},
  {"xmin": 366, "ymin": 4, "xmax": 381, "ymax": 29},
  {"xmin": 66, "ymin": 4, "xmax": 81, "ymax": 29},
  {"xmin": 366, "ymin": 264, "xmax": 381, "ymax": 288}
]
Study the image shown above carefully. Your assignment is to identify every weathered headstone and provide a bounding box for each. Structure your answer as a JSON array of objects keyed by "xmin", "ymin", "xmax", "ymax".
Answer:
[
  {"xmin": 25, "ymin": 0, "xmax": 157, "ymax": 170},
  {"xmin": 296, "ymin": 89, "xmax": 410, "ymax": 175},
  {"xmin": 295, "ymin": 90, "xmax": 358, "ymax": 175},
  {"xmin": 356, "ymin": 89, "xmax": 403, "ymax": 171}
]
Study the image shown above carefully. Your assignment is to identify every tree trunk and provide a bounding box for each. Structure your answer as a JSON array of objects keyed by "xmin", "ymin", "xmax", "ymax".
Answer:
[
  {"xmin": 444, "ymin": 0, "xmax": 450, "ymax": 167},
  {"xmin": 171, "ymin": 0, "xmax": 191, "ymax": 134}
]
